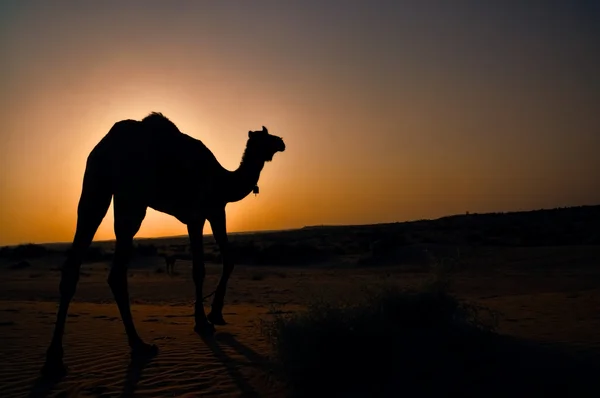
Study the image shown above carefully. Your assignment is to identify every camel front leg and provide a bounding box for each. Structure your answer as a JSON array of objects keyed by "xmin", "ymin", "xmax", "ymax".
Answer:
[
  {"xmin": 188, "ymin": 219, "xmax": 215, "ymax": 335},
  {"xmin": 207, "ymin": 207, "xmax": 234, "ymax": 325}
]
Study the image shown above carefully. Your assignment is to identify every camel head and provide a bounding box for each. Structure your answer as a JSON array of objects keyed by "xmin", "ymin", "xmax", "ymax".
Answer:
[{"xmin": 247, "ymin": 126, "xmax": 286, "ymax": 162}]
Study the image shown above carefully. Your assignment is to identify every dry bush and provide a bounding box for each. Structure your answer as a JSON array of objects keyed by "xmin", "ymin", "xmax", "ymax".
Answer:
[{"xmin": 261, "ymin": 280, "xmax": 500, "ymax": 396}]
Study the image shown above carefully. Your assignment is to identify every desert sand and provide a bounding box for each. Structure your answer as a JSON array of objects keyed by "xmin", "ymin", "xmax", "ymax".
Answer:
[{"xmin": 1, "ymin": 222, "xmax": 600, "ymax": 397}]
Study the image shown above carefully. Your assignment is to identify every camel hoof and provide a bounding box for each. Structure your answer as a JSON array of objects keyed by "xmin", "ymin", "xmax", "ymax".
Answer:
[
  {"xmin": 194, "ymin": 322, "xmax": 216, "ymax": 336},
  {"xmin": 40, "ymin": 358, "xmax": 68, "ymax": 379},
  {"xmin": 131, "ymin": 343, "xmax": 159, "ymax": 359},
  {"xmin": 207, "ymin": 311, "xmax": 227, "ymax": 325}
]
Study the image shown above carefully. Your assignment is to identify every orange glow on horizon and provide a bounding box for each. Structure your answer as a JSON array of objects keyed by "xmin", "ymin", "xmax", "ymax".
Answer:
[{"xmin": 1, "ymin": 2, "xmax": 599, "ymax": 246}]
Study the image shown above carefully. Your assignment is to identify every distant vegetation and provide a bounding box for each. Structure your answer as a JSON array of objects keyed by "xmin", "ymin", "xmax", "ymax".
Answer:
[
  {"xmin": 1, "ymin": 205, "xmax": 598, "ymax": 267},
  {"xmin": 0, "ymin": 243, "xmax": 50, "ymax": 259},
  {"xmin": 261, "ymin": 281, "xmax": 501, "ymax": 396}
]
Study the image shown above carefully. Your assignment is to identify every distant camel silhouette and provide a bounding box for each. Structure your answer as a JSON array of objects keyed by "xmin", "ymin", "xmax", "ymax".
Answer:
[
  {"xmin": 42, "ymin": 112, "xmax": 285, "ymax": 377},
  {"xmin": 163, "ymin": 253, "xmax": 184, "ymax": 275}
]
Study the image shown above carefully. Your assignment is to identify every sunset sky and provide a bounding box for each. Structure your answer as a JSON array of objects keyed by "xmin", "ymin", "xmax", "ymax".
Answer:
[{"xmin": 1, "ymin": 1, "xmax": 599, "ymax": 246}]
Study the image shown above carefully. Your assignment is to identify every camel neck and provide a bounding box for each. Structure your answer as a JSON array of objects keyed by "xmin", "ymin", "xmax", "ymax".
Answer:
[{"xmin": 224, "ymin": 157, "xmax": 265, "ymax": 203}]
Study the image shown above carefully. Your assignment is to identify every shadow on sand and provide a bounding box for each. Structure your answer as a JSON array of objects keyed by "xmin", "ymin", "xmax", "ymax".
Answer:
[
  {"xmin": 198, "ymin": 331, "xmax": 272, "ymax": 397},
  {"xmin": 28, "ymin": 374, "xmax": 62, "ymax": 398},
  {"xmin": 120, "ymin": 353, "xmax": 158, "ymax": 397}
]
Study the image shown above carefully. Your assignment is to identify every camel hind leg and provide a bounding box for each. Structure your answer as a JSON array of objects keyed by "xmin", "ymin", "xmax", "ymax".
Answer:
[
  {"xmin": 108, "ymin": 195, "xmax": 157, "ymax": 357},
  {"xmin": 42, "ymin": 172, "xmax": 112, "ymax": 377}
]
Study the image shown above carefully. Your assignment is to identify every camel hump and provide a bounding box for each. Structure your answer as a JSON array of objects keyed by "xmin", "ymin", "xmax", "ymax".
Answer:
[{"xmin": 141, "ymin": 112, "xmax": 181, "ymax": 134}]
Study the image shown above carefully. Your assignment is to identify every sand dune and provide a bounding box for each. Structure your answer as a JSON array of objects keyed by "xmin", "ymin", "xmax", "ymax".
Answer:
[{"xmin": 1, "ymin": 300, "xmax": 285, "ymax": 397}]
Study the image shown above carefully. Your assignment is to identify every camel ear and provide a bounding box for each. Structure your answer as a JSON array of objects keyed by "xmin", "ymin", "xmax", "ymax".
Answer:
[
  {"xmin": 248, "ymin": 130, "xmax": 254, "ymax": 138},
  {"xmin": 262, "ymin": 126, "xmax": 268, "ymax": 134}
]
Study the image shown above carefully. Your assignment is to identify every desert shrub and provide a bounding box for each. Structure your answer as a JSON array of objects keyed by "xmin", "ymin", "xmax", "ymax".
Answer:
[
  {"xmin": 82, "ymin": 246, "xmax": 112, "ymax": 263},
  {"xmin": 587, "ymin": 233, "xmax": 600, "ymax": 244},
  {"xmin": 135, "ymin": 243, "xmax": 157, "ymax": 256},
  {"xmin": 9, "ymin": 260, "xmax": 31, "ymax": 270},
  {"xmin": 255, "ymin": 243, "xmax": 327, "ymax": 266},
  {"xmin": 203, "ymin": 241, "xmax": 327, "ymax": 265},
  {"xmin": 17, "ymin": 243, "xmax": 48, "ymax": 258},
  {"xmin": 358, "ymin": 243, "xmax": 431, "ymax": 267},
  {"xmin": 231, "ymin": 241, "xmax": 260, "ymax": 262},
  {"xmin": 262, "ymin": 282, "xmax": 499, "ymax": 396},
  {"xmin": 203, "ymin": 250, "xmax": 221, "ymax": 263},
  {"xmin": 207, "ymin": 241, "xmax": 262, "ymax": 264},
  {"xmin": 1, "ymin": 244, "xmax": 48, "ymax": 259},
  {"xmin": 331, "ymin": 243, "xmax": 350, "ymax": 255}
]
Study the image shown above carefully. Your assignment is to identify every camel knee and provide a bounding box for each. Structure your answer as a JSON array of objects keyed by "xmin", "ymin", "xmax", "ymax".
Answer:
[
  {"xmin": 59, "ymin": 263, "xmax": 81, "ymax": 299},
  {"xmin": 193, "ymin": 265, "xmax": 205, "ymax": 285},
  {"xmin": 107, "ymin": 266, "xmax": 127, "ymax": 289},
  {"xmin": 108, "ymin": 240, "xmax": 133, "ymax": 289},
  {"xmin": 220, "ymin": 261, "xmax": 235, "ymax": 283},
  {"xmin": 59, "ymin": 275, "xmax": 79, "ymax": 299}
]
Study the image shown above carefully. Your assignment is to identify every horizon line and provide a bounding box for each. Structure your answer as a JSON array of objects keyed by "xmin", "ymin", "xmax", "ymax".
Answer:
[{"xmin": 4, "ymin": 203, "xmax": 598, "ymax": 248}]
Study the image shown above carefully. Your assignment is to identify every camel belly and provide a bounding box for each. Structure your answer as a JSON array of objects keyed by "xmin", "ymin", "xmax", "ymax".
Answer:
[{"xmin": 146, "ymin": 182, "xmax": 216, "ymax": 224}]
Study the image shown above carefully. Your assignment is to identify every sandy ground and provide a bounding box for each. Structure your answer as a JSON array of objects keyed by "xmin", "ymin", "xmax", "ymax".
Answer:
[{"xmin": 1, "ymin": 252, "xmax": 600, "ymax": 397}]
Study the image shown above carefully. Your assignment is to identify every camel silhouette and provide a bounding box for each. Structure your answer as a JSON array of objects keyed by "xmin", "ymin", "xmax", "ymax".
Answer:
[
  {"xmin": 164, "ymin": 253, "xmax": 179, "ymax": 275},
  {"xmin": 41, "ymin": 112, "xmax": 286, "ymax": 378}
]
